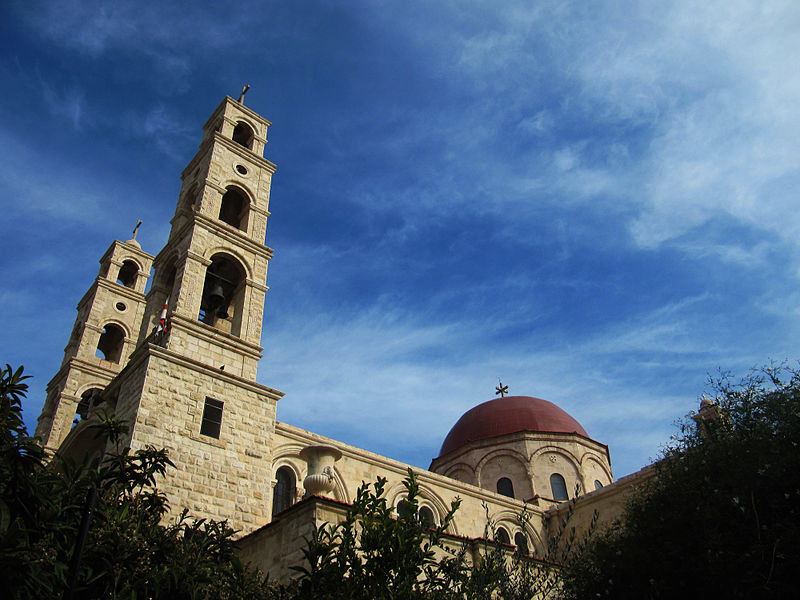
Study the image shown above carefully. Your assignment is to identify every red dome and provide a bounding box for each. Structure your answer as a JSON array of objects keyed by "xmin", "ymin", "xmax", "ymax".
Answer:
[{"xmin": 438, "ymin": 395, "xmax": 589, "ymax": 457}]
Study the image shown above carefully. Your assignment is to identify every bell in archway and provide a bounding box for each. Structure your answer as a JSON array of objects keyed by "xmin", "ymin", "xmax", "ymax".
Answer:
[{"xmin": 206, "ymin": 281, "xmax": 225, "ymax": 311}]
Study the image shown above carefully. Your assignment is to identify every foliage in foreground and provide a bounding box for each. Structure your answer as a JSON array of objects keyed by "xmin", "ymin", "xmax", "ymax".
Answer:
[
  {"xmin": 270, "ymin": 469, "xmax": 568, "ymax": 600},
  {"xmin": 562, "ymin": 364, "xmax": 800, "ymax": 599},
  {"xmin": 1, "ymin": 364, "xmax": 571, "ymax": 599},
  {"xmin": 0, "ymin": 364, "xmax": 270, "ymax": 600},
  {"xmin": 5, "ymin": 363, "xmax": 597, "ymax": 599}
]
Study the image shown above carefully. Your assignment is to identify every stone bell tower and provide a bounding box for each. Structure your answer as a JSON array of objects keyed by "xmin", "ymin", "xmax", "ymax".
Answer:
[
  {"xmin": 35, "ymin": 235, "xmax": 153, "ymax": 451},
  {"xmin": 39, "ymin": 96, "xmax": 285, "ymax": 534}
]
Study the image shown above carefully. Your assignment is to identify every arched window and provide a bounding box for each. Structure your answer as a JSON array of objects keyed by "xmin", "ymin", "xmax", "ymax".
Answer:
[
  {"xmin": 594, "ymin": 479, "xmax": 604, "ymax": 490},
  {"xmin": 232, "ymin": 121, "xmax": 254, "ymax": 149},
  {"xmin": 514, "ymin": 532, "xmax": 529, "ymax": 555},
  {"xmin": 73, "ymin": 388, "xmax": 103, "ymax": 426},
  {"xmin": 495, "ymin": 526, "xmax": 510, "ymax": 545},
  {"xmin": 117, "ymin": 260, "xmax": 139, "ymax": 288},
  {"xmin": 272, "ymin": 467, "xmax": 295, "ymax": 517},
  {"xmin": 419, "ymin": 506, "xmax": 435, "ymax": 528},
  {"xmin": 396, "ymin": 499, "xmax": 410, "ymax": 520},
  {"xmin": 218, "ymin": 186, "xmax": 249, "ymax": 231},
  {"xmin": 183, "ymin": 184, "xmax": 199, "ymax": 211},
  {"xmin": 550, "ymin": 473, "xmax": 569, "ymax": 501},
  {"xmin": 95, "ymin": 324, "xmax": 125, "ymax": 363},
  {"xmin": 199, "ymin": 254, "xmax": 247, "ymax": 337},
  {"xmin": 496, "ymin": 477, "xmax": 515, "ymax": 498}
]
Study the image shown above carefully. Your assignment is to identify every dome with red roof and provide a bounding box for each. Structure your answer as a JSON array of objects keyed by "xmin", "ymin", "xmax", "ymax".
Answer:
[{"xmin": 438, "ymin": 395, "xmax": 590, "ymax": 457}]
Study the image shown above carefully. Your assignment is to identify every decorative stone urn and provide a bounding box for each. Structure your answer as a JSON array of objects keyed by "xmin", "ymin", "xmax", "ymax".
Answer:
[{"xmin": 299, "ymin": 445, "xmax": 342, "ymax": 497}]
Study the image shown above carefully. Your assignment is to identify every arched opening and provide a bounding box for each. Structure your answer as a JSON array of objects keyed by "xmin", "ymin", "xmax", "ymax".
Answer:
[
  {"xmin": 272, "ymin": 466, "xmax": 296, "ymax": 518},
  {"xmin": 550, "ymin": 473, "xmax": 569, "ymax": 501},
  {"xmin": 496, "ymin": 477, "xmax": 515, "ymax": 498},
  {"xmin": 183, "ymin": 184, "xmax": 199, "ymax": 211},
  {"xmin": 419, "ymin": 506, "xmax": 435, "ymax": 528},
  {"xmin": 117, "ymin": 260, "xmax": 139, "ymax": 288},
  {"xmin": 594, "ymin": 479, "xmax": 604, "ymax": 490},
  {"xmin": 232, "ymin": 121, "xmax": 254, "ymax": 149},
  {"xmin": 95, "ymin": 324, "xmax": 125, "ymax": 363},
  {"xmin": 514, "ymin": 532, "xmax": 529, "ymax": 555},
  {"xmin": 396, "ymin": 499, "xmax": 410, "ymax": 520},
  {"xmin": 218, "ymin": 186, "xmax": 249, "ymax": 231},
  {"xmin": 73, "ymin": 388, "xmax": 103, "ymax": 426},
  {"xmin": 495, "ymin": 526, "xmax": 510, "ymax": 545},
  {"xmin": 198, "ymin": 254, "xmax": 247, "ymax": 337}
]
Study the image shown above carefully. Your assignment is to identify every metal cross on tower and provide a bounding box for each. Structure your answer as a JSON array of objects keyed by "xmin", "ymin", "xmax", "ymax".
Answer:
[
  {"xmin": 495, "ymin": 380, "xmax": 509, "ymax": 397},
  {"xmin": 237, "ymin": 84, "xmax": 251, "ymax": 104}
]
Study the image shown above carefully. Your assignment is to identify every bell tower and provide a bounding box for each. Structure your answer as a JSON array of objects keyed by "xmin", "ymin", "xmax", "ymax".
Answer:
[
  {"xmin": 137, "ymin": 97, "xmax": 275, "ymax": 378},
  {"xmin": 35, "ymin": 235, "xmax": 153, "ymax": 451},
  {"xmin": 40, "ymin": 96, "xmax": 285, "ymax": 534}
]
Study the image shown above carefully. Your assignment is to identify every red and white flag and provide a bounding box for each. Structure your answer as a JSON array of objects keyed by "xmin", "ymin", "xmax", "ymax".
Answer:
[{"xmin": 156, "ymin": 297, "xmax": 169, "ymax": 333}]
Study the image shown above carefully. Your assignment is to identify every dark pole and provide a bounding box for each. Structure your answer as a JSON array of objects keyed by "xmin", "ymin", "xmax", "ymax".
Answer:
[{"xmin": 63, "ymin": 485, "xmax": 98, "ymax": 600}]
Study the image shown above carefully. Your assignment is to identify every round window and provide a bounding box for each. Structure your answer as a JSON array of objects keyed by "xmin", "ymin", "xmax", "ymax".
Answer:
[
  {"xmin": 115, "ymin": 302, "xmax": 127, "ymax": 312},
  {"xmin": 235, "ymin": 164, "xmax": 248, "ymax": 175}
]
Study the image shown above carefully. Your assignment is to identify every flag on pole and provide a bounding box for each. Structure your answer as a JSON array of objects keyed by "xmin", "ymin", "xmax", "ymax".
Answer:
[{"xmin": 156, "ymin": 297, "xmax": 169, "ymax": 333}]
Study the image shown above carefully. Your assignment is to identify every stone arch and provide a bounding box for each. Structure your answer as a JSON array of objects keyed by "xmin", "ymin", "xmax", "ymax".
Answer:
[
  {"xmin": 272, "ymin": 465, "xmax": 297, "ymax": 517},
  {"xmin": 116, "ymin": 258, "xmax": 142, "ymax": 288},
  {"xmin": 443, "ymin": 462, "xmax": 477, "ymax": 486},
  {"xmin": 531, "ymin": 445, "xmax": 582, "ymax": 499},
  {"xmin": 476, "ymin": 448, "xmax": 532, "ymax": 500},
  {"xmin": 203, "ymin": 246, "xmax": 254, "ymax": 280},
  {"xmin": 232, "ymin": 120, "xmax": 255, "ymax": 149},
  {"xmin": 387, "ymin": 480, "xmax": 457, "ymax": 534},
  {"xmin": 579, "ymin": 452, "xmax": 613, "ymax": 477},
  {"xmin": 218, "ymin": 185, "xmax": 251, "ymax": 232},
  {"xmin": 529, "ymin": 444, "xmax": 581, "ymax": 465},
  {"xmin": 495, "ymin": 525, "xmax": 511, "ymax": 545},
  {"xmin": 219, "ymin": 178, "xmax": 258, "ymax": 208},
  {"xmin": 489, "ymin": 508, "xmax": 545, "ymax": 555},
  {"xmin": 580, "ymin": 453, "xmax": 614, "ymax": 487},
  {"xmin": 95, "ymin": 321, "xmax": 130, "ymax": 363},
  {"xmin": 74, "ymin": 386, "xmax": 105, "ymax": 424},
  {"xmin": 198, "ymin": 252, "xmax": 248, "ymax": 337},
  {"xmin": 418, "ymin": 505, "xmax": 436, "ymax": 528},
  {"xmin": 271, "ymin": 456, "xmax": 304, "ymax": 497}
]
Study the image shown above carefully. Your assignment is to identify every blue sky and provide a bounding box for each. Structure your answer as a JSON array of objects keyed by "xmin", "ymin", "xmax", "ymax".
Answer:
[{"xmin": 2, "ymin": 1, "xmax": 800, "ymax": 478}]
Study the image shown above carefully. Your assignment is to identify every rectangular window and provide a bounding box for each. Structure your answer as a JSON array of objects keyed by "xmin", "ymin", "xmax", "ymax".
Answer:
[{"xmin": 200, "ymin": 397, "xmax": 224, "ymax": 439}]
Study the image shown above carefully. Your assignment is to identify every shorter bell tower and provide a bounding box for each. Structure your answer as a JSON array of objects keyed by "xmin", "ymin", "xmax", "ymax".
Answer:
[{"xmin": 35, "ymin": 236, "xmax": 153, "ymax": 451}]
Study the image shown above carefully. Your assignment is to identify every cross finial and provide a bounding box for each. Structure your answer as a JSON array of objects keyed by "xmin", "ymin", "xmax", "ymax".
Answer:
[
  {"xmin": 495, "ymin": 379, "xmax": 509, "ymax": 397},
  {"xmin": 132, "ymin": 219, "xmax": 142, "ymax": 239},
  {"xmin": 237, "ymin": 84, "xmax": 251, "ymax": 104}
]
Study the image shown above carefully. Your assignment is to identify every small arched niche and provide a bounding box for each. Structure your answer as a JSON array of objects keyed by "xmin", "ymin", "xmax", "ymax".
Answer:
[
  {"xmin": 232, "ymin": 121, "xmax": 254, "ymax": 149},
  {"xmin": 116, "ymin": 260, "xmax": 139, "ymax": 288},
  {"xmin": 272, "ymin": 466, "xmax": 296, "ymax": 518},
  {"xmin": 95, "ymin": 324, "xmax": 125, "ymax": 363},
  {"xmin": 218, "ymin": 186, "xmax": 250, "ymax": 232},
  {"xmin": 198, "ymin": 253, "xmax": 247, "ymax": 337}
]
